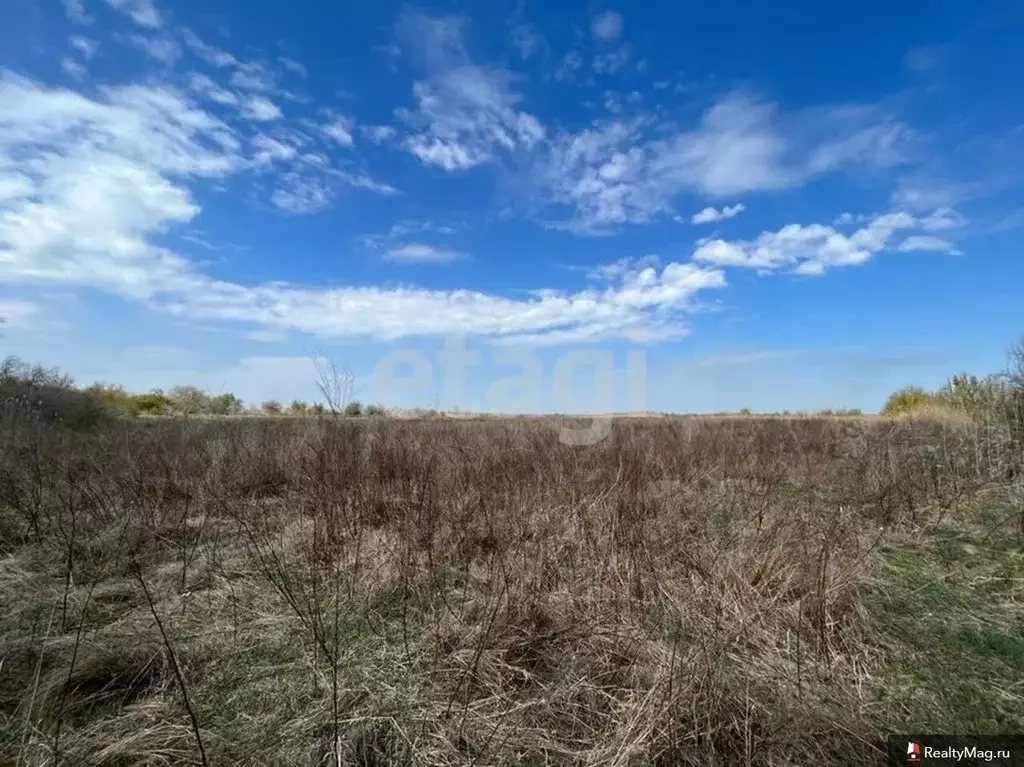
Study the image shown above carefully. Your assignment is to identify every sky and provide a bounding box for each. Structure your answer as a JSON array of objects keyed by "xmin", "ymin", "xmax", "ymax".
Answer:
[{"xmin": 1, "ymin": 0, "xmax": 1023, "ymax": 413}]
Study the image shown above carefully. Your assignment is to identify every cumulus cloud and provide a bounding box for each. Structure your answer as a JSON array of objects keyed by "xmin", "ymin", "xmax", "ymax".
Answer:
[
  {"xmin": 692, "ymin": 210, "xmax": 962, "ymax": 274},
  {"xmin": 691, "ymin": 203, "xmax": 745, "ymax": 224},
  {"xmin": 396, "ymin": 13, "xmax": 545, "ymax": 171},
  {"xmin": 591, "ymin": 11, "xmax": 623, "ymax": 41},
  {"xmin": 0, "ymin": 75, "xmax": 722, "ymax": 345},
  {"xmin": 384, "ymin": 243, "xmax": 465, "ymax": 264}
]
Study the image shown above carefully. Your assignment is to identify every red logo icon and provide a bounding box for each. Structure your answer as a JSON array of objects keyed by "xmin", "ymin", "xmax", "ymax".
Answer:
[{"xmin": 907, "ymin": 742, "xmax": 921, "ymax": 762}]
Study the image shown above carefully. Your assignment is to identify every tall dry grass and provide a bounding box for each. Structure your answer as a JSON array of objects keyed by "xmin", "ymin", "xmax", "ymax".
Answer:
[{"xmin": 0, "ymin": 405, "xmax": 1020, "ymax": 765}]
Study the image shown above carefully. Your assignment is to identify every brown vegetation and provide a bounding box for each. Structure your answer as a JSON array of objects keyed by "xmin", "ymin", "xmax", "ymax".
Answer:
[{"xmin": 0, "ymin": 401, "xmax": 1021, "ymax": 765}]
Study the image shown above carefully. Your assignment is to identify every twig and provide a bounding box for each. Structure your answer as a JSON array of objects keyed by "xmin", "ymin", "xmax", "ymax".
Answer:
[{"xmin": 136, "ymin": 566, "xmax": 209, "ymax": 767}]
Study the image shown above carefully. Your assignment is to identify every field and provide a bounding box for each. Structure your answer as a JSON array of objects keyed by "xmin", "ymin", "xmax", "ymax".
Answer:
[{"xmin": 0, "ymin": 412, "xmax": 1021, "ymax": 765}]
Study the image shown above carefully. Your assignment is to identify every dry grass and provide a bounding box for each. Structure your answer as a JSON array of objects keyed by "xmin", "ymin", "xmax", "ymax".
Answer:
[{"xmin": 0, "ymin": 410, "xmax": 1021, "ymax": 765}]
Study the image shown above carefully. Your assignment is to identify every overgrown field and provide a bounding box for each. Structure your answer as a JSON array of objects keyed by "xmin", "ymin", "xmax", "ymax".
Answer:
[{"xmin": 1, "ymin": 411, "xmax": 1021, "ymax": 765}]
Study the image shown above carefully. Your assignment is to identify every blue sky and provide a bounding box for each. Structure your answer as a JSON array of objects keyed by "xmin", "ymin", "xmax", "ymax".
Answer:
[{"xmin": 1, "ymin": 0, "xmax": 1023, "ymax": 412}]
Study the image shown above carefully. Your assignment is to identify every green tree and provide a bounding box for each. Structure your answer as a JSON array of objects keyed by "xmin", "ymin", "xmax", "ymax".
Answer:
[
  {"xmin": 882, "ymin": 386, "xmax": 936, "ymax": 416},
  {"xmin": 289, "ymin": 399, "xmax": 308, "ymax": 415},
  {"xmin": 310, "ymin": 403, "xmax": 326, "ymax": 415},
  {"xmin": 936, "ymin": 373, "xmax": 1004, "ymax": 419},
  {"xmin": 207, "ymin": 392, "xmax": 243, "ymax": 415},
  {"xmin": 132, "ymin": 391, "xmax": 172, "ymax": 416},
  {"xmin": 84, "ymin": 383, "xmax": 137, "ymax": 415},
  {"xmin": 343, "ymin": 401, "xmax": 363, "ymax": 417},
  {"xmin": 365, "ymin": 403, "xmax": 385, "ymax": 416}
]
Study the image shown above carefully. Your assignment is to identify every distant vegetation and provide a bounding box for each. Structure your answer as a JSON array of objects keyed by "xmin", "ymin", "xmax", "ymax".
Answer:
[
  {"xmin": 881, "ymin": 340, "xmax": 1024, "ymax": 442},
  {"xmin": 0, "ymin": 356, "xmax": 385, "ymax": 419}
]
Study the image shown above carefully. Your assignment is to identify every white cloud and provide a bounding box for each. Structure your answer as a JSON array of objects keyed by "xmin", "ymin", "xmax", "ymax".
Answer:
[
  {"xmin": 692, "ymin": 211, "xmax": 931, "ymax": 274},
  {"xmin": 0, "ymin": 175, "xmax": 34, "ymax": 201},
  {"xmin": 322, "ymin": 117, "xmax": 354, "ymax": 146},
  {"xmin": 591, "ymin": 11, "xmax": 623, "ymax": 41},
  {"xmin": 361, "ymin": 125, "xmax": 397, "ymax": 144},
  {"xmin": 397, "ymin": 13, "xmax": 545, "ymax": 171},
  {"xmin": 593, "ymin": 46, "xmax": 631, "ymax": 74},
  {"xmin": 0, "ymin": 75, "xmax": 237, "ymax": 298},
  {"xmin": 510, "ymin": 24, "xmax": 545, "ymax": 60},
  {"xmin": 364, "ymin": 220, "xmax": 459, "ymax": 251},
  {"xmin": 278, "ymin": 57, "xmax": 308, "ymax": 77},
  {"xmin": 71, "ymin": 37, "xmax": 99, "ymax": 60},
  {"xmin": 61, "ymin": 58, "xmax": 88, "ymax": 80},
  {"xmin": 384, "ymin": 243, "xmax": 465, "ymax": 264},
  {"xmin": 0, "ymin": 299, "xmax": 46, "ymax": 330},
  {"xmin": 804, "ymin": 113, "xmax": 914, "ymax": 174},
  {"xmin": 64, "ymin": 0, "xmax": 91, "ymax": 24},
  {"xmin": 231, "ymin": 63, "xmax": 276, "ymax": 92},
  {"xmin": 920, "ymin": 206, "xmax": 966, "ymax": 231},
  {"xmin": 0, "ymin": 76, "xmax": 725, "ymax": 344},
  {"xmin": 240, "ymin": 95, "xmax": 282, "ymax": 121},
  {"xmin": 129, "ymin": 34, "xmax": 181, "ymax": 64},
  {"xmin": 896, "ymin": 235, "xmax": 961, "ymax": 254},
  {"xmin": 251, "ymin": 134, "xmax": 297, "ymax": 164},
  {"xmin": 104, "ymin": 0, "xmax": 161, "ymax": 28},
  {"xmin": 691, "ymin": 203, "xmax": 745, "ymax": 224},
  {"xmin": 187, "ymin": 73, "xmax": 238, "ymax": 105},
  {"xmin": 344, "ymin": 174, "xmax": 399, "ymax": 196},
  {"xmin": 182, "ymin": 30, "xmax": 238, "ymax": 68},
  {"xmin": 270, "ymin": 176, "xmax": 331, "ymax": 213},
  {"xmin": 554, "ymin": 51, "xmax": 584, "ymax": 82},
  {"xmin": 539, "ymin": 93, "xmax": 916, "ymax": 233}
]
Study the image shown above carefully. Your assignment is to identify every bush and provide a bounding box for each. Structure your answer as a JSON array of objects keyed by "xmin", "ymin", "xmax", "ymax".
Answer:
[
  {"xmin": 882, "ymin": 386, "xmax": 937, "ymax": 416},
  {"xmin": 343, "ymin": 401, "xmax": 363, "ymax": 417},
  {"xmin": 168, "ymin": 385, "xmax": 209, "ymax": 416},
  {"xmin": 84, "ymin": 383, "xmax": 137, "ymax": 415},
  {"xmin": 0, "ymin": 356, "xmax": 109, "ymax": 430},
  {"xmin": 132, "ymin": 391, "xmax": 172, "ymax": 416},
  {"xmin": 365, "ymin": 404, "xmax": 385, "ymax": 416},
  {"xmin": 289, "ymin": 400, "xmax": 308, "ymax": 415},
  {"xmin": 261, "ymin": 400, "xmax": 283, "ymax": 415},
  {"xmin": 310, "ymin": 403, "xmax": 326, "ymax": 415},
  {"xmin": 208, "ymin": 393, "xmax": 243, "ymax": 415}
]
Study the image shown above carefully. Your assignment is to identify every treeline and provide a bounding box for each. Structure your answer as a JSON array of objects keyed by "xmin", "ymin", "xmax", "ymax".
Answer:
[
  {"xmin": 882, "ymin": 338, "xmax": 1024, "ymax": 431},
  {"xmin": 0, "ymin": 356, "xmax": 385, "ymax": 421}
]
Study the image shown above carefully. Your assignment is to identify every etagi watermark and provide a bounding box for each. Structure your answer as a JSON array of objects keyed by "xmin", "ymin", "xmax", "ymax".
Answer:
[{"xmin": 366, "ymin": 335, "xmax": 648, "ymax": 446}]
